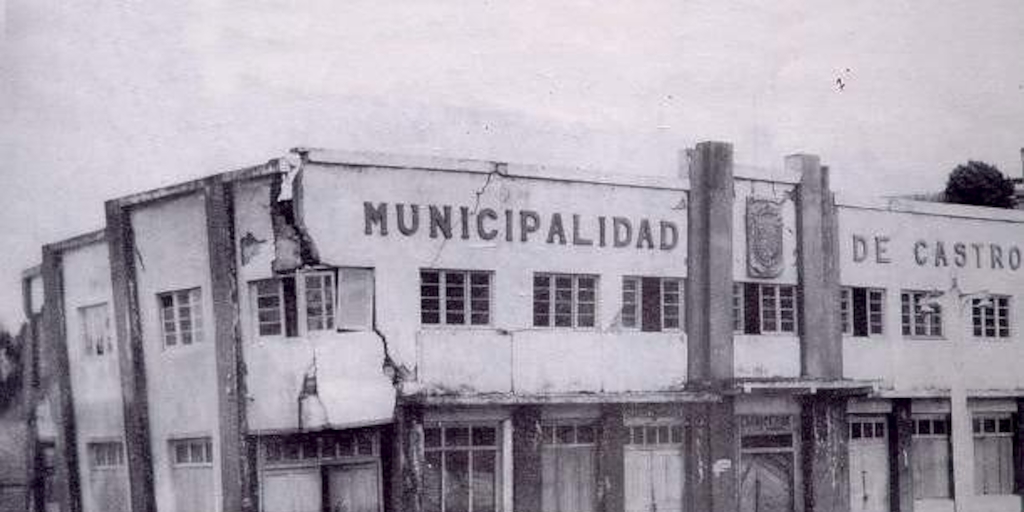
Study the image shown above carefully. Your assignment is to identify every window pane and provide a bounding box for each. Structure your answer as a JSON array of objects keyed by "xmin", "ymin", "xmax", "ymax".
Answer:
[
  {"xmin": 472, "ymin": 427, "xmax": 496, "ymax": 447},
  {"xmin": 424, "ymin": 452, "xmax": 443, "ymax": 512},
  {"xmin": 446, "ymin": 427, "xmax": 469, "ymax": 447},
  {"xmin": 444, "ymin": 451, "xmax": 470, "ymax": 512},
  {"xmin": 472, "ymin": 451, "xmax": 496, "ymax": 512}
]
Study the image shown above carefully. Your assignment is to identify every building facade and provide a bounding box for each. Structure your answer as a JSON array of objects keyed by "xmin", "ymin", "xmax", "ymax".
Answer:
[{"xmin": 23, "ymin": 142, "xmax": 1024, "ymax": 512}]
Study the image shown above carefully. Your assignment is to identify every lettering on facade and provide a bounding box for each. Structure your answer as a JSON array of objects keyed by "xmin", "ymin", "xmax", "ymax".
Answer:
[
  {"xmin": 746, "ymin": 198, "xmax": 785, "ymax": 277},
  {"xmin": 364, "ymin": 202, "xmax": 680, "ymax": 250},
  {"xmin": 851, "ymin": 233, "xmax": 1022, "ymax": 270}
]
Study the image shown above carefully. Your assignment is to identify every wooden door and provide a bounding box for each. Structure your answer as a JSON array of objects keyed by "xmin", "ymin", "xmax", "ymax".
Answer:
[
  {"xmin": 739, "ymin": 453, "xmax": 794, "ymax": 512},
  {"xmin": 326, "ymin": 464, "xmax": 381, "ymax": 512},
  {"xmin": 624, "ymin": 448, "xmax": 684, "ymax": 512},
  {"xmin": 849, "ymin": 418, "xmax": 890, "ymax": 512},
  {"xmin": 261, "ymin": 468, "xmax": 321, "ymax": 512},
  {"xmin": 541, "ymin": 445, "xmax": 597, "ymax": 512}
]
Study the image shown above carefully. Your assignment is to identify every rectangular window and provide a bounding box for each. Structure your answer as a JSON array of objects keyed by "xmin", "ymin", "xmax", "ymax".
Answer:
[
  {"xmin": 620, "ymin": 277, "xmax": 683, "ymax": 331},
  {"xmin": 911, "ymin": 416, "xmax": 952, "ymax": 499},
  {"xmin": 159, "ymin": 288, "xmax": 203, "ymax": 347},
  {"xmin": 841, "ymin": 287, "xmax": 885, "ymax": 336},
  {"xmin": 848, "ymin": 418, "xmax": 887, "ymax": 440},
  {"xmin": 423, "ymin": 424, "xmax": 500, "ymax": 512},
  {"xmin": 170, "ymin": 437, "xmax": 214, "ymax": 466},
  {"xmin": 735, "ymin": 283, "xmax": 798, "ymax": 334},
  {"xmin": 901, "ymin": 291, "xmax": 943, "ymax": 338},
  {"xmin": 972, "ymin": 413, "xmax": 1014, "ymax": 495},
  {"xmin": 88, "ymin": 441, "xmax": 125, "ymax": 469},
  {"xmin": 534, "ymin": 274, "xmax": 597, "ymax": 328},
  {"xmin": 250, "ymin": 268, "xmax": 373, "ymax": 337},
  {"xmin": 972, "ymin": 296, "xmax": 1010, "ymax": 339},
  {"xmin": 421, "ymin": 269, "xmax": 492, "ymax": 326},
  {"xmin": 80, "ymin": 303, "xmax": 113, "ymax": 356},
  {"xmin": 261, "ymin": 431, "xmax": 379, "ymax": 464}
]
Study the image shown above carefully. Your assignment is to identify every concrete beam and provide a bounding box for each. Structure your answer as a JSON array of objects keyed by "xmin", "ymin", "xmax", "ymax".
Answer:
[
  {"xmin": 686, "ymin": 141, "xmax": 735, "ymax": 384},
  {"xmin": 41, "ymin": 247, "xmax": 80, "ymax": 512},
  {"xmin": 105, "ymin": 201, "xmax": 157, "ymax": 512},
  {"xmin": 204, "ymin": 179, "xmax": 254, "ymax": 512}
]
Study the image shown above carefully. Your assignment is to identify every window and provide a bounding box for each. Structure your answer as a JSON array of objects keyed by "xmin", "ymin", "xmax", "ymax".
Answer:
[
  {"xmin": 261, "ymin": 431, "xmax": 378, "ymax": 465},
  {"xmin": 901, "ymin": 291, "xmax": 943, "ymax": 337},
  {"xmin": 911, "ymin": 416, "xmax": 952, "ymax": 499},
  {"xmin": 250, "ymin": 268, "xmax": 373, "ymax": 337},
  {"xmin": 170, "ymin": 437, "xmax": 213, "ymax": 466},
  {"xmin": 841, "ymin": 287, "xmax": 885, "ymax": 336},
  {"xmin": 972, "ymin": 413, "xmax": 1014, "ymax": 495},
  {"xmin": 621, "ymin": 277, "xmax": 683, "ymax": 331},
  {"xmin": 735, "ymin": 282, "xmax": 798, "ymax": 334},
  {"xmin": 159, "ymin": 288, "xmax": 203, "ymax": 347},
  {"xmin": 88, "ymin": 442, "xmax": 125, "ymax": 469},
  {"xmin": 848, "ymin": 418, "xmax": 886, "ymax": 440},
  {"xmin": 971, "ymin": 296, "xmax": 1010, "ymax": 339},
  {"xmin": 421, "ymin": 270, "xmax": 492, "ymax": 326},
  {"xmin": 626, "ymin": 424, "xmax": 685, "ymax": 446},
  {"xmin": 534, "ymin": 273, "xmax": 597, "ymax": 328},
  {"xmin": 424, "ymin": 424, "xmax": 500, "ymax": 512},
  {"xmin": 80, "ymin": 303, "xmax": 113, "ymax": 356}
]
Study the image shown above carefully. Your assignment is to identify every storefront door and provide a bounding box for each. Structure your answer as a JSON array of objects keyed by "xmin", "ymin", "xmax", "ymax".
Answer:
[
  {"xmin": 739, "ymin": 452, "xmax": 795, "ymax": 512},
  {"xmin": 326, "ymin": 463, "xmax": 380, "ymax": 512},
  {"xmin": 623, "ymin": 424, "xmax": 685, "ymax": 512},
  {"xmin": 848, "ymin": 417, "xmax": 890, "ymax": 512}
]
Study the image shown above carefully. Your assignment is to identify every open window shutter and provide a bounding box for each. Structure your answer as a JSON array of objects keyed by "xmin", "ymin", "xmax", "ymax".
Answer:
[
  {"xmin": 853, "ymin": 288, "xmax": 868, "ymax": 337},
  {"xmin": 283, "ymin": 276, "xmax": 298, "ymax": 337},
  {"xmin": 641, "ymin": 277, "xmax": 662, "ymax": 332},
  {"xmin": 339, "ymin": 268, "xmax": 374, "ymax": 331},
  {"xmin": 744, "ymin": 283, "xmax": 761, "ymax": 334}
]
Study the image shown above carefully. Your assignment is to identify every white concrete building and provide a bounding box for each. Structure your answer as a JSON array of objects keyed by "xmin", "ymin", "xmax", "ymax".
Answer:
[{"xmin": 23, "ymin": 142, "xmax": 1024, "ymax": 512}]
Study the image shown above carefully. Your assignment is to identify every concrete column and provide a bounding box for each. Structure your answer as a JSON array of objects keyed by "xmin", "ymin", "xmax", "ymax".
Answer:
[
  {"xmin": 685, "ymin": 141, "xmax": 735, "ymax": 384},
  {"xmin": 687, "ymin": 400, "xmax": 737, "ymax": 512},
  {"xmin": 106, "ymin": 201, "xmax": 157, "ymax": 512},
  {"xmin": 597, "ymin": 404, "xmax": 625, "ymax": 512},
  {"xmin": 791, "ymin": 155, "xmax": 843, "ymax": 379},
  {"xmin": 204, "ymin": 180, "xmax": 255, "ymax": 512},
  {"xmin": 889, "ymin": 399, "xmax": 914, "ymax": 512},
  {"xmin": 391, "ymin": 402, "xmax": 424, "ymax": 512},
  {"xmin": 512, "ymin": 405, "xmax": 542, "ymax": 512},
  {"xmin": 1014, "ymin": 398, "xmax": 1024, "ymax": 496},
  {"xmin": 949, "ymin": 393, "xmax": 974, "ymax": 510},
  {"xmin": 41, "ymin": 248, "xmax": 81, "ymax": 512},
  {"xmin": 800, "ymin": 393, "xmax": 850, "ymax": 512}
]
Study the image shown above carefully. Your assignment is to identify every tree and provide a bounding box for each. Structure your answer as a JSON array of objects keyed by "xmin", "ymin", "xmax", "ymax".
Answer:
[
  {"xmin": 944, "ymin": 160, "xmax": 1015, "ymax": 208},
  {"xmin": 0, "ymin": 326, "xmax": 22, "ymax": 414}
]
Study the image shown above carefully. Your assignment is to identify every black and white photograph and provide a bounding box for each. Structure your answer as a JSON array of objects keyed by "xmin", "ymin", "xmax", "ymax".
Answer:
[{"xmin": 2, "ymin": 2, "xmax": 1024, "ymax": 512}]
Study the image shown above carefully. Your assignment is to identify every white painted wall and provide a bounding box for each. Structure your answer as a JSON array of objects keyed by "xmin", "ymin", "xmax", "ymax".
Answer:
[{"xmin": 131, "ymin": 192, "xmax": 222, "ymax": 512}]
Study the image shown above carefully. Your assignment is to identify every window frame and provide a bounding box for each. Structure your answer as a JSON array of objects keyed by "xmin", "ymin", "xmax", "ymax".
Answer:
[
  {"xmin": 79, "ymin": 302, "xmax": 113, "ymax": 357},
  {"xmin": 620, "ymin": 276, "xmax": 684, "ymax": 332},
  {"xmin": 971, "ymin": 295, "xmax": 1011, "ymax": 340},
  {"xmin": 840, "ymin": 287, "xmax": 885, "ymax": 337},
  {"xmin": 169, "ymin": 437, "xmax": 214, "ymax": 468},
  {"xmin": 901, "ymin": 290, "xmax": 944, "ymax": 339},
  {"xmin": 158, "ymin": 287, "xmax": 204, "ymax": 348},
  {"xmin": 533, "ymin": 273, "xmax": 598, "ymax": 329},
  {"xmin": 250, "ymin": 267, "xmax": 375, "ymax": 339},
  {"xmin": 87, "ymin": 441, "xmax": 125, "ymax": 471},
  {"xmin": 423, "ymin": 422, "xmax": 503, "ymax": 512},
  {"xmin": 420, "ymin": 269, "xmax": 494, "ymax": 327}
]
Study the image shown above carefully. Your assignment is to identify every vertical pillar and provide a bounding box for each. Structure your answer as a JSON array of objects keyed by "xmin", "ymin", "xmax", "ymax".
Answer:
[
  {"xmin": 41, "ymin": 247, "xmax": 81, "ymax": 512},
  {"xmin": 106, "ymin": 200, "xmax": 157, "ymax": 512},
  {"xmin": 890, "ymin": 399, "xmax": 914, "ymax": 512},
  {"xmin": 597, "ymin": 404, "xmax": 625, "ymax": 512},
  {"xmin": 949, "ymin": 393, "xmax": 974, "ymax": 510},
  {"xmin": 392, "ymin": 401, "xmax": 424, "ymax": 512},
  {"xmin": 204, "ymin": 179, "xmax": 254, "ymax": 512},
  {"xmin": 1014, "ymin": 398, "xmax": 1024, "ymax": 496},
  {"xmin": 685, "ymin": 141, "xmax": 735, "ymax": 383},
  {"xmin": 801, "ymin": 393, "xmax": 850, "ymax": 512},
  {"xmin": 792, "ymin": 155, "xmax": 843, "ymax": 379},
  {"xmin": 512, "ymin": 405, "xmax": 542, "ymax": 512},
  {"xmin": 21, "ymin": 271, "xmax": 42, "ymax": 512},
  {"xmin": 687, "ymin": 400, "xmax": 737, "ymax": 512}
]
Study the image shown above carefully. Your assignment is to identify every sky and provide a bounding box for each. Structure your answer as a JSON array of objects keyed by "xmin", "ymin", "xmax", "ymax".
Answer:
[{"xmin": 1, "ymin": 0, "xmax": 1023, "ymax": 329}]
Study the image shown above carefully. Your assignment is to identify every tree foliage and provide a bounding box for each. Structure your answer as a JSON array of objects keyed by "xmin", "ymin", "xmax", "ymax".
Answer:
[
  {"xmin": 0, "ymin": 327, "xmax": 23, "ymax": 413},
  {"xmin": 944, "ymin": 161, "xmax": 1015, "ymax": 208}
]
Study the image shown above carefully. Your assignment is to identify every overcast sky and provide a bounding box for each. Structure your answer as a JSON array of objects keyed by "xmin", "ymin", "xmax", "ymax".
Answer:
[{"xmin": 1, "ymin": 0, "xmax": 1023, "ymax": 329}]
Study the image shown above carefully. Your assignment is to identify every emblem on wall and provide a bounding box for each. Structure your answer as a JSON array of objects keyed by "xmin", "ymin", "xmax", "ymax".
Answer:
[{"xmin": 746, "ymin": 198, "xmax": 784, "ymax": 278}]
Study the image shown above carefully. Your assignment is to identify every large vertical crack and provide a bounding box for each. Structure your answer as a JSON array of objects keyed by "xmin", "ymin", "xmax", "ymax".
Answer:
[{"xmin": 269, "ymin": 156, "xmax": 320, "ymax": 272}]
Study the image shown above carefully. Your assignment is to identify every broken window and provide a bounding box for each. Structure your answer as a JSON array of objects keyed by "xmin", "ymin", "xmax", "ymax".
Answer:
[
  {"xmin": 841, "ymin": 287, "xmax": 885, "ymax": 337},
  {"xmin": 972, "ymin": 413, "xmax": 1014, "ymax": 495},
  {"xmin": 158, "ymin": 288, "xmax": 203, "ymax": 347},
  {"xmin": 971, "ymin": 296, "xmax": 1010, "ymax": 339},
  {"xmin": 734, "ymin": 282, "xmax": 798, "ymax": 334},
  {"xmin": 533, "ymin": 273, "xmax": 597, "ymax": 328},
  {"xmin": 420, "ymin": 269, "xmax": 492, "ymax": 326},
  {"xmin": 79, "ymin": 302, "xmax": 113, "ymax": 356},
  {"xmin": 901, "ymin": 291, "xmax": 943, "ymax": 338},
  {"xmin": 423, "ymin": 424, "xmax": 500, "ymax": 512},
  {"xmin": 250, "ymin": 268, "xmax": 374, "ymax": 337},
  {"xmin": 621, "ymin": 277, "xmax": 683, "ymax": 331}
]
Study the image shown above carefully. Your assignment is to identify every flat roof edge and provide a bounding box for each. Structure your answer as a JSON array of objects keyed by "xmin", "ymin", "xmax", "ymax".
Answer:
[
  {"xmin": 45, "ymin": 228, "xmax": 106, "ymax": 253},
  {"xmin": 837, "ymin": 193, "xmax": 1024, "ymax": 223},
  {"xmin": 111, "ymin": 159, "xmax": 282, "ymax": 208}
]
